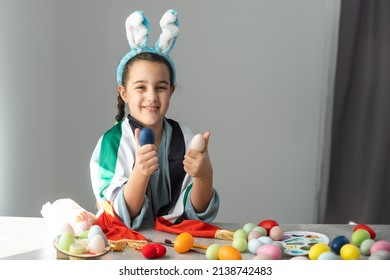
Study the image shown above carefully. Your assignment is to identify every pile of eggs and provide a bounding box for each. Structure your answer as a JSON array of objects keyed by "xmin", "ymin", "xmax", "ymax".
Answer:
[
  {"xmin": 206, "ymin": 219, "xmax": 285, "ymax": 260},
  {"xmin": 308, "ymin": 224, "xmax": 390, "ymax": 260},
  {"xmin": 56, "ymin": 223, "xmax": 108, "ymax": 256}
]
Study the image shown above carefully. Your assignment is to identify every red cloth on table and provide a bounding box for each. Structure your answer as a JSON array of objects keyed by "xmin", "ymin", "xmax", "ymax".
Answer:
[
  {"xmin": 154, "ymin": 216, "xmax": 221, "ymax": 238},
  {"xmin": 92, "ymin": 202, "xmax": 146, "ymax": 241},
  {"xmin": 93, "ymin": 201, "xmax": 221, "ymax": 240}
]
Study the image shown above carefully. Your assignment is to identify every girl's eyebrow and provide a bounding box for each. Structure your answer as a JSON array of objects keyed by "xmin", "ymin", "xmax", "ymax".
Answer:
[
  {"xmin": 132, "ymin": 80, "xmax": 146, "ymax": 84},
  {"xmin": 132, "ymin": 80, "xmax": 169, "ymax": 85}
]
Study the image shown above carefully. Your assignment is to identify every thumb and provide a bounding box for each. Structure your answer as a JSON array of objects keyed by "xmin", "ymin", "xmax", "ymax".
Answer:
[
  {"xmin": 203, "ymin": 131, "xmax": 211, "ymax": 153},
  {"xmin": 134, "ymin": 128, "xmax": 141, "ymax": 148}
]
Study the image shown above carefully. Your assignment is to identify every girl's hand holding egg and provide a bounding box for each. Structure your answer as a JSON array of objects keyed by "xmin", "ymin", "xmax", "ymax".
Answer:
[
  {"xmin": 184, "ymin": 132, "xmax": 212, "ymax": 179},
  {"xmin": 190, "ymin": 134, "xmax": 205, "ymax": 152}
]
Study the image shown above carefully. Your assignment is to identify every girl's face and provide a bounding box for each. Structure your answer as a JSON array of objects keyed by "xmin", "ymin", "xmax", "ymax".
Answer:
[{"xmin": 118, "ymin": 60, "xmax": 175, "ymax": 129}]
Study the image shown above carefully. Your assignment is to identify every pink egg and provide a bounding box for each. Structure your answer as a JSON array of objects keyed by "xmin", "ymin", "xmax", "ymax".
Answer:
[
  {"xmin": 256, "ymin": 244, "xmax": 283, "ymax": 260},
  {"xmin": 370, "ymin": 240, "xmax": 390, "ymax": 254},
  {"xmin": 248, "ymin": 231, "xmax": 262, "ymax": 240},
  {"xmin": 253, "ymin": 253, "xmax": 274, "ymax": 260},
  {"xmin": 269, "ymin": 226, "xmax": 284, "ymax": 241}
]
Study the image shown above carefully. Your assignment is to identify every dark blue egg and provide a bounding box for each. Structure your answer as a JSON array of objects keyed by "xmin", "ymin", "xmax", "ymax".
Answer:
[
  {"xmin": 138, "ymin": 128, "xmax": 155, "ymax": 146},
  {"xmin": 331, "ymin": 235, "xmax": 350, "ymax": 254}
]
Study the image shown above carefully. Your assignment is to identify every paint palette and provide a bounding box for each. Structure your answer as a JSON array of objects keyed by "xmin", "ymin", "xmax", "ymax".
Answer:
[{"xmin": 279, "ymin": 231, "xmax": 330, "ymax": 256}]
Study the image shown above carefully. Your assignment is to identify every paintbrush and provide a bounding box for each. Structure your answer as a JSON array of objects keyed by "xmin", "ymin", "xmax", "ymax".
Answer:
[
  {"xmin": 164, "ymin": 238, "xmax": 208, "ymax": 251},
  {"xmin": 146, "ymin": 239, "xmax": 206, "ymax": 255}
]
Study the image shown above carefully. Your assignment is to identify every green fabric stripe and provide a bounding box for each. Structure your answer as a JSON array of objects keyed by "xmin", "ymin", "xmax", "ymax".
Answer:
[
  {"xmin": 182, "ymin": 182, "xmax": 193, "ymax": 208},
  {"xmin": 98, "ymin": 120, "xmax": 123, "ymax": 198}
]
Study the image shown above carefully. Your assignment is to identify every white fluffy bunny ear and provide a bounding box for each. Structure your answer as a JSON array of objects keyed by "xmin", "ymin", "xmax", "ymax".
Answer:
[
  {"xmin": 125, "ymin": 11, "xmax": 150, "ymax": 51},
  {"xmin": 155, "ymin": 9, "xmax": 179, "ymax": 56}
]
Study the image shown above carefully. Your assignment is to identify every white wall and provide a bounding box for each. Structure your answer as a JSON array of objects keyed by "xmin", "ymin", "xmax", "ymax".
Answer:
[{"xmin": 1, "ymin": 0, "xmax": 340, "ymax": 224}]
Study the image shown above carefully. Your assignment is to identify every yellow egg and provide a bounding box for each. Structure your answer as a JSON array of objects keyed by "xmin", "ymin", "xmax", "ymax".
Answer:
[
  {"xmin": 217, "ymin": 245, "xmax": 242, "ymax": 260},
  {"xmin": 340, "ymin": 244, "xmax": 360, "ymax": 260},
  {"xmin": 174, "ymin": 232, "xmax": 194, "ymax": 253},
  {"xmin": 308, "ymin": 243, "xmax": 331, "ymax": 260},
  {"xmin": 69, "ymin": 242, "xmax": 88, "ymax": 255}
]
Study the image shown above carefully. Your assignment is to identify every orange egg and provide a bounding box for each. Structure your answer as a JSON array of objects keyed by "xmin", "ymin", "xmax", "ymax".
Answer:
[
  {"xmin": 217, "ymin": 245, "xmax": 242, "ymax": 260},
  {"xmin": 174, "ymin": 232, "xmax": 194, "ymax": 253}
]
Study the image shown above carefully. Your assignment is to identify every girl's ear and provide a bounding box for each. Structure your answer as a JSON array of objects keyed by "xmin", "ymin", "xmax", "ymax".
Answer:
[
  {"xmin": 170, "ymin": 85, "xmax": 176, "ymax": 97},
  {"xmin": 118, "ymin": 85, "xmax": 128, "ymax": 103}
]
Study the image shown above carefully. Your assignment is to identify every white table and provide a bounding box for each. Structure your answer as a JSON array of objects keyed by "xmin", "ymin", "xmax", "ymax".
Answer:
[{"xmin": 1, "ymin": 216, "xmax": 390, "ymax": 260}]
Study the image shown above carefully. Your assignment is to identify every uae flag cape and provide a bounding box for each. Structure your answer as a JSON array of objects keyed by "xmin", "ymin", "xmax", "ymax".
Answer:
[{"xmin": 90, "ymin": 116, "xmax": 233, "ymax": 249}]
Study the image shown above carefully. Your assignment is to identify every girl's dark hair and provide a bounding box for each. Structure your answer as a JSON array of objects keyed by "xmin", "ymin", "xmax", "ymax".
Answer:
[{"xmin": 115, "ymin": 52, "xmax": 175, "ymax": 122}]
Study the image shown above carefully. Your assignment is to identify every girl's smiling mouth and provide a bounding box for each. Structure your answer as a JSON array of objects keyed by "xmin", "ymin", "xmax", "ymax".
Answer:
[{"xmin": 143, "ymin": 106, "xmax": 159, "ymax": 112}]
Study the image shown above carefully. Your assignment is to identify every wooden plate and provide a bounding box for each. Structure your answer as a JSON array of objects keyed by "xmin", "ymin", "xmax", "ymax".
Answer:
[{"xmin": 53, "ymin": 236, "xmax": 111, "ymax": 259}]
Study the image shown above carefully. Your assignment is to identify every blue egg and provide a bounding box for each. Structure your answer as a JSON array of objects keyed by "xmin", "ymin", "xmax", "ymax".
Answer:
[
  {"xmin": 331, "ymin": 235, "xmax": 350, "ymax": 254},
  {"xmin": 318, "ymin": 251, "xmax": 337, "ymax": 260},
  {"xmin": 139, "ymin": 128, "xmax": 155, "ymax": 146},
  {"xmin": 248, "ymin": 239, "xmax": 263, "ymax": 254},
  {"xmin": 88, "ymin": 225, "xmax": 103, "ymax": 241}
]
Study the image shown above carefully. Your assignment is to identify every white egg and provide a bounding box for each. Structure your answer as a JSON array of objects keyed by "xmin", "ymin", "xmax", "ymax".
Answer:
[
  {"xmin": 88, "ymin": 225, "xmax": 103, "ymax": 241},
  {"xmin": 318, "ymin": 251, "xmax": 337, "ymax": 260},
  {"xmin": 58, "ymin": 223, "xmax": 75, "ymax": 236},
  {"xmin": 88, "ymin": 234, "xmax": 106, "ymax": 254},
  {"xmin": 290, "ymin": 256, "xmax": 309, "ymax": 260},
  {"xmin": 248, "ymin": 239, "xmax": 263, "ymax": 254},
  {"xmin": 190, "ymin": 134, "xmax": 205, "ymax": 151}
]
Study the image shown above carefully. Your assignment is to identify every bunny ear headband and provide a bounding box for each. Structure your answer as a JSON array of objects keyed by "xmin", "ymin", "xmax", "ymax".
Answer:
[{"xmin": 116, "ymin": 9, "xmax": 179, "ymax": 86}]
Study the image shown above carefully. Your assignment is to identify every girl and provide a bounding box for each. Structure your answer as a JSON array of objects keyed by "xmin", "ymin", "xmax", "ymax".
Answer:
[{"xmin": 89, "ymin": 10, "xmax": 219, "ymax": 230}]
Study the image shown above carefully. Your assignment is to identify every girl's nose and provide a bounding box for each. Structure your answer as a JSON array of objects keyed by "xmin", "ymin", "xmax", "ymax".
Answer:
[{"xmin": 146, "ymin": 89, "xmax": 158, "ymax": 102}]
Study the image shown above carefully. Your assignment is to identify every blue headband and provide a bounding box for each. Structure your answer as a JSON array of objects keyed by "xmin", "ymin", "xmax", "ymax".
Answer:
[{"xmin": 116, "ymin": 10, "xmax": 179, "ymax": 86}]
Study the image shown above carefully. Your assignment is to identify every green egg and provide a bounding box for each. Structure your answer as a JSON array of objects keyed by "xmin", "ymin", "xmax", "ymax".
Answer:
[
  {"xmin": 251, "ymin": 226, "xmax": 267, "ymax": 236},
  {"xmin": 233, "ymin": 229, "xmax": 248, "ymax": 240},
  {"xmin": 78, "ymin": 230, "xmax": 89, "ymax": 239},
  {"xmin": 360, "ymin": 239, "xmax": 375, "ymax": 255},
  {"xmin": 206, "ymin": 244, "xmax": 221, "ymax": 260},
  {"xmin": 351, "ymin": 229, "xmax": 370, "ymax": 247},
  {"xmin": 232, "ymin": 238, "xmax": 248, "ymax": 253},
  {"xmin": 58, "ymin": 232, "xmax": 75, "ymax": 251},
  {"xmin": 242, "ymin": 223, "xmax": 257, "ymax": 234}
]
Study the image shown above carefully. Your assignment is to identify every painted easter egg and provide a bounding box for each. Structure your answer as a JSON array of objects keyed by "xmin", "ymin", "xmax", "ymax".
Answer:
[
  {"xmin": 206, "ymin": 244, "xmax": 221, "ymax": 260},
  {"xmin": 353, "ymin": 224, "xmax": 376, "ymax": 239},
  {"xmin": 174, "ymin": 232, "xmax": 194, "ymax": 253},
  {"xmin": 190, "ymin": 134, "xmax": 205, "ymax": 151},
  {"xmin": 139, "ymin": 128, "xmax": 155, "ymax": 146},
  {"xmin": 217, "ymin": 245, "xmax": 242, "ymax": 260},
  {"xmin": 331, "ymin": 235, "xmax": 350, "ymax": 254},
  {"xmin": 258, "ymin": 220, "xmax": 279, "ymax": 235}
]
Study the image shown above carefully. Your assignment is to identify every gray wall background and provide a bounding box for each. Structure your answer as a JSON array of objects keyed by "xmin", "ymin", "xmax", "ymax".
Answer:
[{"xmin": 0, "ymin": 0, "xmax": 340, "ymax": 224}]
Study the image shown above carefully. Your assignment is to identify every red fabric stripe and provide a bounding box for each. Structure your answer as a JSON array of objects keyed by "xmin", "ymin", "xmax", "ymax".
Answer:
[
  {"xmin": 93, "ymin": 210, "xmax": 146, "ymax": 241},
  {"xmin": 154, "ymin": 216, "xmax": 220, "ymax": 238}
]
